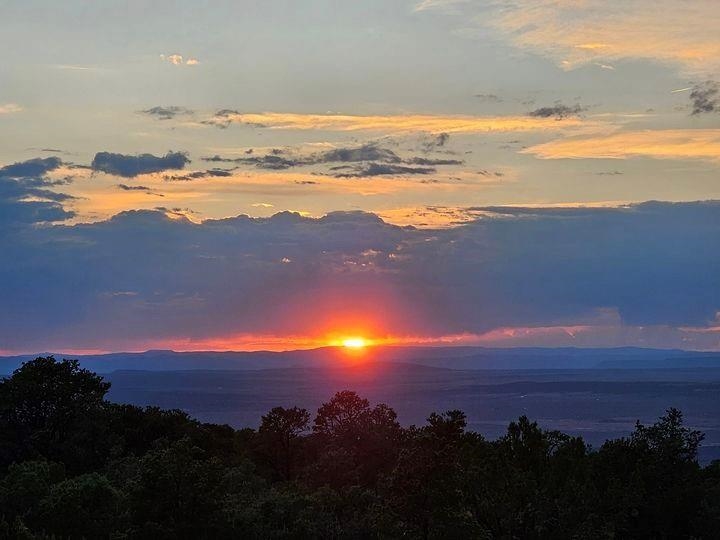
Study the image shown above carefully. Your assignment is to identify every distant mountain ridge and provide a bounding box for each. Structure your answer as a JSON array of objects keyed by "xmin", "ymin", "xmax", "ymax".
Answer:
[{"xmin": 2, "ymin": 346, "xmax": 720, "ymax": 374}]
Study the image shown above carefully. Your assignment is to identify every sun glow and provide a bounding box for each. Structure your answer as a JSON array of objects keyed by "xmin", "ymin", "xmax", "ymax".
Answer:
[{"xmin": 342, "ymin": 337, "xmax": 367, "ymax": 349}]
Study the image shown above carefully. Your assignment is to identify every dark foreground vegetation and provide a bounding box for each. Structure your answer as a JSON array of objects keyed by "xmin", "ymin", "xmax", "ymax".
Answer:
[{"xmin": 1, "ymin": 358, "xmax": 719, "ymax": 539}]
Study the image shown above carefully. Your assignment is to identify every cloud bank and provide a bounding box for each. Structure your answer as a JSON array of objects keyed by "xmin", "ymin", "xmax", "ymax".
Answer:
[{"xmin": 0, "ymin": 201, "xmax": 718, "ymax": 351}]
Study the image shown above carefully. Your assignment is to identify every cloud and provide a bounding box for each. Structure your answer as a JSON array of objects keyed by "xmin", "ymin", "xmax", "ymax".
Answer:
[
  {"xmin": 419, "ymin": 132, "xmax": 450, "ymax": 153},
  {"xmin": 1, "ymin": 201, "xmax": 718, "ymax": 351},
  {"xmin": 474, "ymin": 94, "xmax": 502, "ymax": 103},
  {"xmin": 421, "ymin": 1, "xmax": 720, "ymax": 76},
  {"xmin": 163, "ymin": 168, "xmax": 234, "ymax": 181},
  {"xmin": 201, "ymin": 110, "xmax": 598, "ymax": 134},
  {"xmin": 91, "ymin": 151, "xmax": 190, "ymax": 177},
  {"xmin": 160, "ymin": 54, "xmax": 199, "ymax": 66},
  {"xmin": 0, "ymin": 103, "xmax": 22, "ymax": 114},
  {"xmin": 319, "ymin": 144, "xmax": 402, "ymax": 163},
  {"xmin": 117, "ymin": 184, "xmax": 152, "ymax": 191},
  {"xmin": 140, "ymin": 106, "xmax": 194, "ymax": 120},
  {"xmin": 689, "ymin": 81, "xmax": 719, "ymax": 115},
  {"xmin": 414, "ymin": 0, "xmax": 469, "ymax": 12},
  {"xmin": 405, "ymin": 157, "xmax": 463, "ymax": 166},
  {"xmin": 202, "ymin": 143, "xmax": 463, "ymax": 175},
  {"xmin": 529, "ymin": 104, "xmax": 585, "ymax": 119},
  {"xmin": 116, "ymin": 184, "xmax": 164, "ymax": 197},
  {"xmin": 523, "ymin": 129, "xmax": 720, "ymax": 161},
  {"xmin": 0, "ymin": 157, "xmax": 62, "ymax": 178},
  {"xmin": 332, "ymin": 163, "xmax": 437, "ymax": 178},
  {"xmin": 203, "ymin": 153, "xmax": 304, "ymax": 170},
  {"xmin": 0, "ymin": 157, "xmax": 74, "ymax": 226}
]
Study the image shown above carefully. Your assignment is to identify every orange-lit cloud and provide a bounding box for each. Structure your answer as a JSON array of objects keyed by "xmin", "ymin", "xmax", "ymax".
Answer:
[
  {"xmin": 54, "ymin": 167, "xmax": 506, "ymax": 224},
  {"xmin": 484, "ymin": 0, "xmax": 720, "ymax": 75},
  {"xmin": 103, "ymin": 320, "xmax": 720, "ymax": 353},
  {"xmin": 522, "ymin": 129, "xmax": 720, "ymax": 162},
  {"xmin": 203, "ymin": 111, "xmax": 601, "ymax": 134}
]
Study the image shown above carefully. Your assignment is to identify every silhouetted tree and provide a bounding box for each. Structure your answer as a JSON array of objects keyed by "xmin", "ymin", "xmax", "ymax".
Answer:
[
  {"xmin": 0, "ymin": 356, "xmax": 111, "ymax": 471},
  {"xmin": 0, "ymin": 358, "xmax": 718, "ymax": 538},
  {"xmin": 257, "ymin": 406, "xmax": 309, "ymax": 480}
]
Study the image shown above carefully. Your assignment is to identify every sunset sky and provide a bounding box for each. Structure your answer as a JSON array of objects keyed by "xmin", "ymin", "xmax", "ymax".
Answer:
[{"xmin": 1, "ymin": 0, "xmax": 719, "ymax": 353}]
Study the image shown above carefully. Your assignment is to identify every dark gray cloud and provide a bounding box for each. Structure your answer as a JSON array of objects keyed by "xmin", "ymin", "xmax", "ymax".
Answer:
[
  {"xmin": 1, "ymin": 201, "xmax": 718, "ymax": 350},
  {"xmin": 204, "ymin": 109, "xmax": 265, "ymax": 129},
  {"xmin": 202, "ymin": 143, "xmax": 460, "ymax": 177},
  {"xmin": 117, "ymin": 184, "xmax": 152, "ymax": 191},
  {"xmin": 203, "ymin": 143, "xmax": 403, "ymax": 170},
  {"xmin": 689, "ymin": 81, "xmax": 719, "ymax": 115},
  {"xmin": 204, "ymin": 154, "xmax": 303, "ymax": 170},
  {"xmin": 332, "ymin": 163, "xmax": 436, "ymax": 177},
  {"xmin": 164, "ymin": 169, "xmax": 234, "ymax": 181},
  {"xmin": 140, "ymin": 106, "xmax": 194, "ymax": 120},
  {"xmin": 0, "ymin": 157, "xmax": 74, "ymax": 226},
  {"xmin": 91, "ymin": 151, "xmax": 190, "ymax": 177},
  {"xmin": 319, "ymin": 144, "xmax": 401, "ymax": 163},
  {"xmin": 405, "ymin": 157, "xmax": 463, "ymax": 166},
  {"xmin": 116, "ymin": 184, "xmax": 164, "ymax": 196},
  {"xmin": 528, "ymin": 103, "xmax": 585, "ymax": 119},
  {"xmin": 0, "ymin": 156, "xmax": 62, "ymax": 178}
]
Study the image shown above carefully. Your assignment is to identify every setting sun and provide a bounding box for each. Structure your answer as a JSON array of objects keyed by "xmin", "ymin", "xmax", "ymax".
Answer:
[{"xmin": 342, "ymin": 337, "xmax": 367, "ymax": 349}]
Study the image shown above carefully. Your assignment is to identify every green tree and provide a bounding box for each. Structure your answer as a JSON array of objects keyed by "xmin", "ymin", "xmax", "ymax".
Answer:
[
  {"xmin": 0, "ymin": 356, "xmax": 111, "ymax": 471},
  {"xmin": 37, "ymin": 473, "xmax": 121, "ymax": 538},
  {"xmin": 127, "ymin": 437, "xmax": 225, "ymax": 538},
  {"xmin": 258, "ymin": 406, "xmax": 310, "ymax": 481},
  {"xmin": 0, "ymin": 460, "xmax": 64, "ymax": 529}
]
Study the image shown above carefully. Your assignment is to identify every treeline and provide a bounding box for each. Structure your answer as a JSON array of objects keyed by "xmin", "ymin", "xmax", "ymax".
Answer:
[{"xmin": 0, "ymin": 357, "xmax": 719, "ymax": 539}]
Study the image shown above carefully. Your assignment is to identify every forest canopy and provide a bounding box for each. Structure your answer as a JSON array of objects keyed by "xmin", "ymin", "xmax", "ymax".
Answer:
[{"xmin": 0, "ymin": 357, "xmax": 718, "ymax": 539}]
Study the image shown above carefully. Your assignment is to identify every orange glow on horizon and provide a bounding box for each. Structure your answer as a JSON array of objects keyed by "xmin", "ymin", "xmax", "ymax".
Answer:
[{"xmin": 341, "ymin": 337, "xmax": 368, "ymax": 349}]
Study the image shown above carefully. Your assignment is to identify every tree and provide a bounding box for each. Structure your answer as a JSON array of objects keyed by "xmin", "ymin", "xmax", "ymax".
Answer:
[
  {"xmin": 128, "ymin": 437, "xmax": 225, "ymax": 538},
  {"xmin": 37, "ymin": 473, "xmax": 121, "ymax": 538},
  {"xmin": 0, "ymin": 460, "xmax": 64, "ymax": 529},
  {"xmin": 592, "ymin": 408, "xmax": 707, "ymax": 537},
  {"xmin": 386, "ymin": 411, "xmax": 485, "ymax": 539},
  {"xmin": 257, "ymin": 406, "xmax": 310, "ymax": 480},
  {"xmin": 0, "ymin": 356, "xmax": 111, "ymax": 470},
  {"xmin": 312, "ymin": 391, "xmax": 401, "ymax": 487},
  {"xmin": 313, "ymin": 390, "xmax": 371, "ymax": 442}
]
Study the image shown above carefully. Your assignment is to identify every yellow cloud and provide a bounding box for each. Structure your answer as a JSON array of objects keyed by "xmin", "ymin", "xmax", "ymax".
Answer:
[
  {"xmin": 523, "ymin": 129, "xmax": 720, "ymax": 161},
  {"xmin": 205, "ymin": 111, "xmax": 601, "ymax": 134},
  {"xmin": 478, "ymin": 0, "xmax": 720, "ymax": 75}
]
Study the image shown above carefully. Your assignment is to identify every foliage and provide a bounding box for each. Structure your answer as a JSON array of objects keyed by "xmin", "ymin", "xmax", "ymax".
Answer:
[{"xmin": 0, "ymin": 357, "xmax": 718, "ymax": 539}]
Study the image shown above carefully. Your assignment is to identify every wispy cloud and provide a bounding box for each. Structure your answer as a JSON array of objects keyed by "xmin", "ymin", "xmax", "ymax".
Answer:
[
  {"xmin": 414, "ymin": 0, "xmax": 469, "ymax": 12},
  {"xmin": 202, "ymin": 110, "xmax": 602, "ymax": 134},
  {"xmin": 523, "ymin": 129, "xmax": 720, "ymax": 162},
  {"xmin": 421, "ymin": 0, "xmax": 720, "ymax": 76},
  {"xmin": 0, "ymin": 103, "xmax": 22, "ymax": 114},
  {"xmin": 140, "ymin": 106, "xmax": 194, "ymax": 120}
]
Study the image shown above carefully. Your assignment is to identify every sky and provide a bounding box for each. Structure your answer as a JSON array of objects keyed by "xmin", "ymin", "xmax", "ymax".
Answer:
[{"xmin": 1, "ymin": 0, "xmax": 719, "ymax": 353}]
